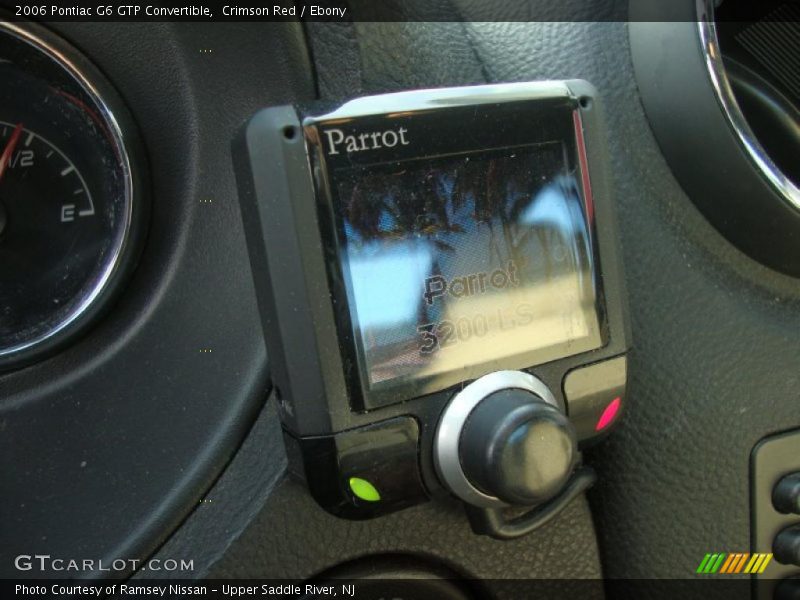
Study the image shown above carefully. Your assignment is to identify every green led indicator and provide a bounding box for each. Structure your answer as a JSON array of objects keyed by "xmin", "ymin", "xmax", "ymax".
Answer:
[{"xmin": 349, "ymin": 477, "xmax": 381, "ymax": 502}]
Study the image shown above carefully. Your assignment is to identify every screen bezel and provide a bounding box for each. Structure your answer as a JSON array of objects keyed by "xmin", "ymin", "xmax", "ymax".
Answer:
[{"xmin": 305, "ymin": 93, "xmax": 608, "ymax": 410}]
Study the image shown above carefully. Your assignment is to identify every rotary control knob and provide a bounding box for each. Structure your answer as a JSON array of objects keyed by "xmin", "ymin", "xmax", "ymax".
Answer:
[
  {"xmin": 773, "ymin": 473, "xmax": 800, "ymax": 515},
  {"xmin": 460, "ymin": 388, "xmax": 577, "ymax": 505},
  {"xmin": 434, "ymin": 371, "xmax": 578, "ymax": 508},
  {"xmin": 774, "ymin": 524, "xmax": 800, "ymax": 567}
]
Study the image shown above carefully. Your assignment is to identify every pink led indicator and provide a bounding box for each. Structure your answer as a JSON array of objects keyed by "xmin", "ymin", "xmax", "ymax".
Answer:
[{"xmin": 595, "ymin": 397, "xmax": 622, "ymax": 432}]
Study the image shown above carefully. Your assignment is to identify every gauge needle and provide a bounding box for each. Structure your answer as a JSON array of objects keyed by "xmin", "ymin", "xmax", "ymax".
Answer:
[{"xmin": 0, "ymin": 123, "xmax": 24, "ymax": 184}]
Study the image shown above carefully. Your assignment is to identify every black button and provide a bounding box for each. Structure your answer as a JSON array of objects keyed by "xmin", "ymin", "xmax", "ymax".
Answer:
[
  {"xmin": 774, "ymin": 524, "xmax": 800, "ymax": 566},
  {"xmin": 774, "ymin": 473, "xmax": 800, "ymax": 515},
  {"xmin": 775, "ymin": 577, "xmax": 800, "ymax": 600}
]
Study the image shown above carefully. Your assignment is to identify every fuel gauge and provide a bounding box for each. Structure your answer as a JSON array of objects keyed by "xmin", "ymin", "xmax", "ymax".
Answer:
[
  {"xmin": 0, "ymin": 22, "xmax": 145, "ymax": 370},
  {"xmin": 0, "ymin": 121, "xmax": 94, "ymax": 225}
]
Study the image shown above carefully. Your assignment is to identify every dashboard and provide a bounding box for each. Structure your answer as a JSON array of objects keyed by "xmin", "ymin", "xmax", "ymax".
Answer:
[{"xmin": 2, "ymin": 1, "xmax": 800, "ymax": 598}]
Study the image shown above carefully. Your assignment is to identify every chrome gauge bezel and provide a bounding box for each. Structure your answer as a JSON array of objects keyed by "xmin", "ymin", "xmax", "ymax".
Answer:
[
  {"xmin": 696, "ymin": 0, "xmax": 800, "ymax": 213},
  {"xmin": 0, "ymin": 20, "xmax": 144, "ymax": 370}
]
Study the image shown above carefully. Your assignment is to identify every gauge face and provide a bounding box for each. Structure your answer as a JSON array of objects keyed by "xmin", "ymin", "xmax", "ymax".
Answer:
[{"xmin": 0, "ymin": 23, "xmax": 142, "ymax": 369}]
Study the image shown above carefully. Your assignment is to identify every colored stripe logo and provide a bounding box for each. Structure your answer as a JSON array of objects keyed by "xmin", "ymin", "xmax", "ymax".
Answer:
[{"xmin": 696, "ymin": 553, "xmax": 772, "ymax": 574}]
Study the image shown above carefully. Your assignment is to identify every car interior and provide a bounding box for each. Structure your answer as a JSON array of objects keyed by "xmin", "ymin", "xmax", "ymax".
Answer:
[{"xmin": 2, "ymin": 1, "xmax": 800, "ymax": 599}]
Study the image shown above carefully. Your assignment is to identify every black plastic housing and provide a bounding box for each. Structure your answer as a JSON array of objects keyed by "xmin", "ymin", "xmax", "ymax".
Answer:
[{"xmin": 235, "ymin": 81, "xmax": 630, "ymax": 518}]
